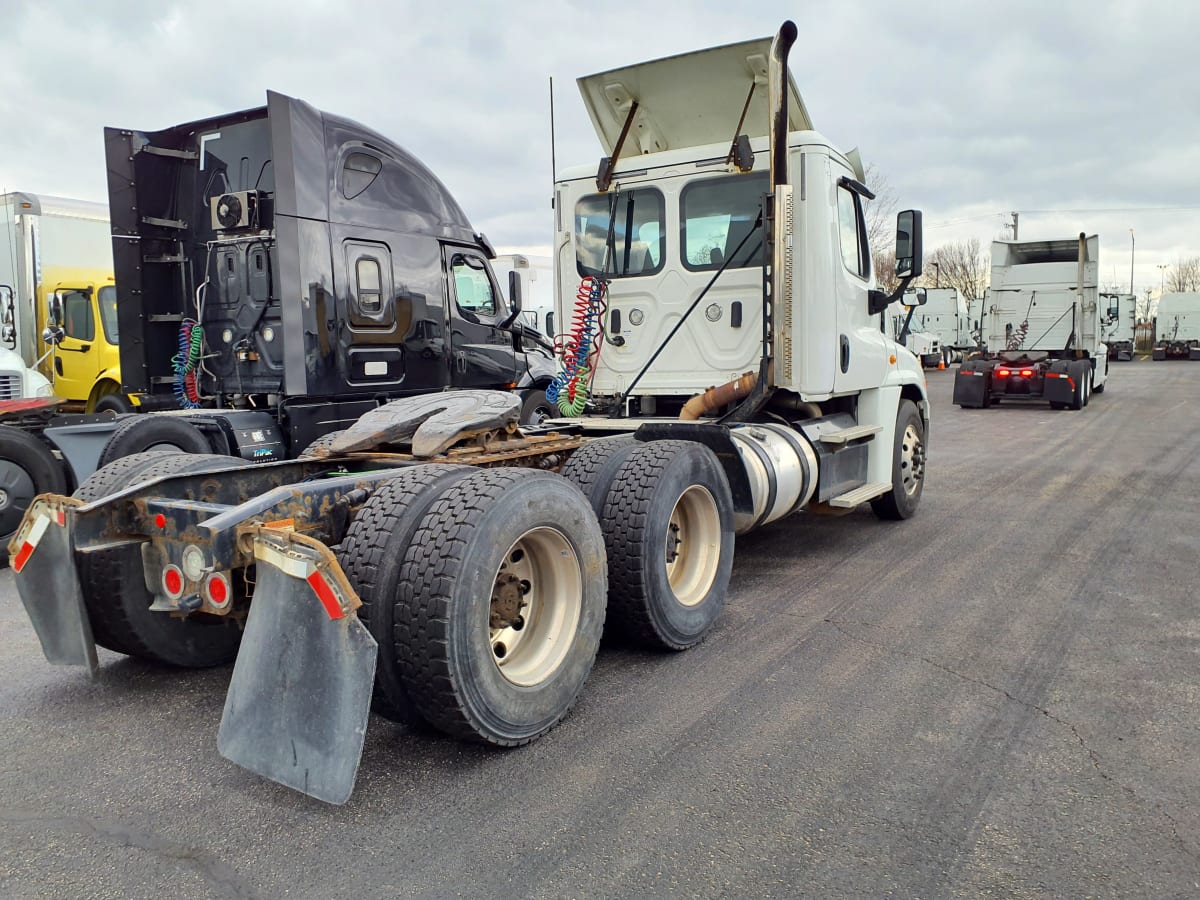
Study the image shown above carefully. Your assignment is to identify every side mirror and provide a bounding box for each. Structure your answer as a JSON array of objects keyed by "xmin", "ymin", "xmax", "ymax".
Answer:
[
  {"xmin": 545, "ymin": 311, "xmax": 556, "ymax": 337},
  {"xmin": 42, "ymin": 324, "xmax": 64, "ymax": 346},
  {"xmin": 894, "ymin": 210, "xmax": 924, "ymax": 279},
  {"xmin": 1108, "ymin": 301, "xmax": 1120, "ymax": 320},
  {"xmin": 914, "ymin": 287, "xmax": 928, "ymax": 306},
  {"xmin": 498, "ymin": 269, "xmax": 522, "ymax": 329},
  {"xmin": 48, "ymin": 292, "xmax": 64, "ymax": 326}
]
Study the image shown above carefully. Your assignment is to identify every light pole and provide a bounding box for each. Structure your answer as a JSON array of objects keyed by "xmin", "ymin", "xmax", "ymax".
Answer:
[
  {"xmin": 1157, "ymin": 263, "xmax": 1168, "ymax": 296},
  {"xmin": 931, "ymin": 262, "xmax": 940, "ymax": 287},
  {"xmin": 1128, "ymin": 228, "xmax": 1135, "ymax": 295}
]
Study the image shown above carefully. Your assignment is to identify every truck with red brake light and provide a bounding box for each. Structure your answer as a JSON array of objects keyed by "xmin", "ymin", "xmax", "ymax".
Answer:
[
  {"xmin": 954, "ymin": 234, "xmax": 1110, "ymax": 410},
  {"xmin": 9, "ymin": 22, "xmax": 930, "ymax": 805}
]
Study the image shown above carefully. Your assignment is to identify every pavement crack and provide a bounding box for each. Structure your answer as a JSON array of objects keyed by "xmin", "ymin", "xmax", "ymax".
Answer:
[
  {"xmin": 823, "ymin": 616, "xmax": 1200, "ymax": 863},
  {"xmin": 1, "ymin": 808, "xmax": 259, "ymax": 899}
]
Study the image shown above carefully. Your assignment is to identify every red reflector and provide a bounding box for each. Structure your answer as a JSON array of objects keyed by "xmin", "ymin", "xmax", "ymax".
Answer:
[
  {"xmin": 163, "ymin": 567, "xmax": 184, "ymax": 598},
  {"xmin": 307, "ymin": 571, "xmax": 344, "ymax": 620},
  {"xmin": 154, "ymin": 513, "xmax": 167, "ymax": 529},
  {"xmin": 11, "ymin": 542, "xmax": 35, "ymax": 573},
  {"xmin": 204, "ymin": 573, "xmax": 231, "ymax": 608}
]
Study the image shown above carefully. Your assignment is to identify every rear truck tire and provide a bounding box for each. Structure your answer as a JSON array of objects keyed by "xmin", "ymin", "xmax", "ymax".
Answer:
[
  {"xmin": 1069, "ymin": 362, "xmax": 1087, "ymax": 410},
  {"xmin": 396, "ymin": 468, "xmax": 607, "ymax": 745},
  {"xmin": 559, "ymin": 434, "xmax": 638, "ymax": 515},
  {"xmin": 600, "ymin": 440, "xmax": 735, "ymax": 650},
  {"xmin": 92, "ymin": 392, "xmax": 135, "ymax": 415},
  {"xmin": 74, "ymin": 452, "xmax": 246, "ymax": 667},
  {"xmin": 871, "ymin": 400, "xmax": 926, "ymax": 521},
  {"xmin": 336, "ymin": 464, "xmax": 474, "ymax": 724},
  {"xmin": 97, "ymin": 415, "xmax": 212, "ymax": 469},
  {"xmin": 299, "ymin": 429, "xmax": 347, "ymax": 457},
  {"xmin": 0, "ymin": 426, "xmax": 69, "ymax": 568}
]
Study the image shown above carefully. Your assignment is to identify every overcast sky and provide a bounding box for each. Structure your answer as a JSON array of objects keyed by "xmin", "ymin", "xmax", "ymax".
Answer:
[{"xmin": 2, "ymin": 0, "xmax": 1194, "ymax": 296}]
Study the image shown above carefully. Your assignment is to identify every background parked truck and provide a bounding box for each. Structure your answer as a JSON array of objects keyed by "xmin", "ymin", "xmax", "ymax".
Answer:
[
  {"xmin": 954, "ymin": 234, "xmax": 1110, "ymax": 409},
  {"xmin": 9, "ymin": 22, "xmax": 929, "ymax": 805},
  {"xmin": 1103, "ymin": 292, "xmax": 1137, "ymax": 361},
  {"xmin": 0, "ymin": 192, "xmax": 130, "ymax": 410},
  {"xmin": 1152, "ymin": 293, "xmax": 1200, "ymax": 360}
]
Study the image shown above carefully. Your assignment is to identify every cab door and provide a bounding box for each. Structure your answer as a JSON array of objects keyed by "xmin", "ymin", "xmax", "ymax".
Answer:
[
  {"xmin": 51, "ymin": 287, "xmax": 103, "ymax": 401},
  {"xmin": 444, "ymin": 247, "xmax": 519, "ymax": 389}
]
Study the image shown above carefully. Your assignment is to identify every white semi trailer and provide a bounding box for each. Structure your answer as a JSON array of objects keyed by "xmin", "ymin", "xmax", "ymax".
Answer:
[
  {"xmin": 1152, "ymin": 293, "xmax": 1200, "ymax": 360},
  {"xmin": 10, "ymin": 22, "xmax": 929, "ymax": 805},
  {"xmin": 954, "ymin": 234, "xmax": 1109, "ymax": 409}
]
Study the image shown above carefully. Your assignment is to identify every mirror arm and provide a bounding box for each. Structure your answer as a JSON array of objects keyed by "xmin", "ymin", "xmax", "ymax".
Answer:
[{"xmin": 868, "ymin": 273, "xmax": 919, "ymax": 316}]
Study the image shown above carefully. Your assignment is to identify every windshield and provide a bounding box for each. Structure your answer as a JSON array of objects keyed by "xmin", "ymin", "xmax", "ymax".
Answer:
[
  {"xmin": 98, "ymin": 285, "xmax": 119, "ymax": 344},
  {"xmin": 574, "ymin": 189, "xmax": 665, "ymax": 279}
]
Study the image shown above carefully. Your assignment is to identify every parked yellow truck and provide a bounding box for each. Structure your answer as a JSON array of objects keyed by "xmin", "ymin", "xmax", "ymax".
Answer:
[{"xmin": 1, "ymin": 192, "xmax": 131, "ymax": 411}]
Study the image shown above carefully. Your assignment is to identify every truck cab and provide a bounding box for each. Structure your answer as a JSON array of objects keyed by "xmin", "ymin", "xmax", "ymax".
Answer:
[
  {"xmin": 38, "ymin": 269, "xmax": 124, "ymax": 409},
  {"xmin": 103, "ymin": 92, "xmax": 553, "ymax": 448},
  {"xmin": 553, "ymin": 36, "xmax": 928, "ymax": 497}
]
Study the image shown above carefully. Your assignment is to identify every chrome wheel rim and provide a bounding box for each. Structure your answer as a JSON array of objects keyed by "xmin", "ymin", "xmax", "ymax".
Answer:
[
  {"xmin": 900, "ymin": 423, "xmax": 925, "ymax": 498},
  {"xmin": 664, "ymin": 486, "xmax": 721, "ymax": 607},
  {"xmin": 490, "ymin": 527, "xmax": 581, "ymax": 686}
]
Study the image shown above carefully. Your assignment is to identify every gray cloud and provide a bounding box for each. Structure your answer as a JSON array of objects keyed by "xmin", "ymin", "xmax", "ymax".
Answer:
[{"xmin": 1, "ymin": 0, "xmax": 1194, "ymax": 293}]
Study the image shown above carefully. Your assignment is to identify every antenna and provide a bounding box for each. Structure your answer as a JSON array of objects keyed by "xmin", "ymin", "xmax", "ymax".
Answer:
[{"xmin": 549, "ymin": 76, "xmax": 557, "ymax": 208}]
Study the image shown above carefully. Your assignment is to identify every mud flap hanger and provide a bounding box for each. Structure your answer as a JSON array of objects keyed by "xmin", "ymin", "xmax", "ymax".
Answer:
[
  {"xmin": 217, "ymin": 526, "xmax": 377, "ymax": 805},
  {"xmin": 8, "ymin": 495, "xmax": 97, "ymax": 673}
]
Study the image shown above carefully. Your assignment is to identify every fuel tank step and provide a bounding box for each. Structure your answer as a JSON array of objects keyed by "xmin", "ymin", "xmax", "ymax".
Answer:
[
  {"xmin": 828, "ymin": 481, "xmax": 891, "ymax": 508},
  {"xmin": 817, "ymin": 424, "xmax": 881, "ymax": 445}
]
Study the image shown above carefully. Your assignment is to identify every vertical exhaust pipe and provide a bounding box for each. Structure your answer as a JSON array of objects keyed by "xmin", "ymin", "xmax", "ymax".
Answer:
[{"xmin": 769, "ymin": 21, "xmax": 798, "ymax": 190}]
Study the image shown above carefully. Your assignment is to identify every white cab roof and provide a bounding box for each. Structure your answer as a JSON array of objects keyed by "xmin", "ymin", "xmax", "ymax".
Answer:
[{"xmin": 577, "ymin": 36, "xmax": 812, "ymax": 158}]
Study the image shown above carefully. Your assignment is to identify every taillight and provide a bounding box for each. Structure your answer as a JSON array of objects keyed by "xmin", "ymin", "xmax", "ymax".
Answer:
[
  {"xmin": 996, "ymin": 368, "xmax": 1010, "ymax": 378},
  {"xmin": 203, "ymin": 572, "xmax": 233, "ymax": 610},
  {"xmin": 1020, "ymin": 368, "xmax": 1034, "ymax": 377},
  {"xmin": 162, "ymin": 565, "xmax": 185, "ymax": 599}
]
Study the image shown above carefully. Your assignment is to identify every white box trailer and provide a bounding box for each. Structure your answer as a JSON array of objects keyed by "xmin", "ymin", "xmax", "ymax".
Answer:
[
  {"xmin": 954, "ymin": 234, "xmax": 1110, "ymax": 409},
  {"xmin": 1152, "ymin": 293, "xmax": 1200, "ymax": 360},
  {"xmin": 913, "ymin": 287, "xmax": 974, "ymax": 362},
  {"xmin": 492, "ymin": 253, "xmax": 556, "ymax": 336}
]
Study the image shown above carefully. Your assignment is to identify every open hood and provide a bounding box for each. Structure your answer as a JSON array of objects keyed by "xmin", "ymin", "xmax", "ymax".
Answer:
[{"xmin": 577, "ymin": 36, "xmax": 812, "ymax": 158}]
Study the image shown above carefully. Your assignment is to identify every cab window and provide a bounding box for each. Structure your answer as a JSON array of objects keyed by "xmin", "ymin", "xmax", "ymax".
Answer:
[
  {"xmin": 98, "ymin": 285, "xmax": 119, "ymax": 344},
  {"xmin": 61, "ymin": 290, "xmax": 95, "ymax": 342},
  {"xmin": 575, "ymin": 189, "xmax": 665, "ymax": 279},
  {"xmin": 681, "ymin": 174, "xmax": 768, "ymax": 271},
  {"xmin": 837, "ymin": 185, "xmax": 870, "ymax": 279},
  {"xmin": 451, "ymin": 255, "xmax": 498, "ymax": 317}
]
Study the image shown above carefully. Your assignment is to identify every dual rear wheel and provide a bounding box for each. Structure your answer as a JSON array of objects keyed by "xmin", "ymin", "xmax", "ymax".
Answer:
[{"xmin": 339, "ymin": 439, "xmax": 736, "ymax": 745}]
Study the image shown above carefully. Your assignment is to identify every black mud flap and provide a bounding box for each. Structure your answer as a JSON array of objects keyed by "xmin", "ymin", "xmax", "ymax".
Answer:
[
  {"xmin": 952, "ymin": 368, "xmax": 988, "ymax": 407},
  {"xmin": 217, "ymin": 528, "xmax": 377, "ymax": 805},
  {"xmin": 8, "ymin": 496, "xmax": 96, "ymax": 673}
]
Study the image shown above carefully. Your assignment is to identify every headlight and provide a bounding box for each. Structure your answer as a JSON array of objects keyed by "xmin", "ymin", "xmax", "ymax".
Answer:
[{"xmin": 36, "ymin": 382, "xmax": 55, "ymax": 398}]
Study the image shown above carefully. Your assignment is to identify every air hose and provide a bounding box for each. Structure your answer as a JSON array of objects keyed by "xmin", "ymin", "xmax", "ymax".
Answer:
[
  {"xmin": 172, "ymin": 319, "xmax": 204, "ymax": 408},
  {"xmin": 546, "ymin": 276, "xmax": 607, "ymax": 416}
]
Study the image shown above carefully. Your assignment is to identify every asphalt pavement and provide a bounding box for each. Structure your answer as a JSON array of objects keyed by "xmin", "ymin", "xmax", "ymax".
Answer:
[{"xmin": 2, "ymin": 360, "xmax": 1198, "ymax": 899}]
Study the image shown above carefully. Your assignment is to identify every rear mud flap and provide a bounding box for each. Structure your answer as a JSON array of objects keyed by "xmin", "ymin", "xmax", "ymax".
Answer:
[
  {"xmin": 217, "ymin": 528, "xmax": 376, "ymax": 805},
  {"xmin": 7, "ymin": 496, "xmax": 96, "ymax": 672}
]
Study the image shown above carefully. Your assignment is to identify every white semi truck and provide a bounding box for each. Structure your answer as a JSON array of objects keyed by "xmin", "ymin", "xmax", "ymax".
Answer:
[
  {"xmin": 1103, "ymin": 292, "xmax": 1137, "ymax": 361},
  {"xmin": 1152, "ymin": 292, "xmax": 1200, "ymax": 360},
  {"xmin": 9, "ymin": 22, "xmax": 929, "ymax": 805},
  {"xmin": 916, "ymin": 286, "xmax": 976, "ymax": 364},
  {"xmin": 492, "ymin": 253, "xmax": 556, "ymax": 336},
  {"xmin": 954, "ymin": 234, "xmax": 1109, "ymax": 409}
]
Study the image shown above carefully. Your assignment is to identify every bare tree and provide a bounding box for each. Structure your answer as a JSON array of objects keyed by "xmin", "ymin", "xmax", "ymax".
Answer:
[
  {"xmin": 872, "ymin": 248, "xmax": 900, "ymax": 294},
  {"xmin": 863, "ymin": 164, "xmax": 898, "ymax": 254},
  {"xmin": 928, "ymin": 238, "xmax": 989, "ymax": 316},
  {"xmin": 1166, "ymin": 256, "xmax": 1200, "ymax": 292}
]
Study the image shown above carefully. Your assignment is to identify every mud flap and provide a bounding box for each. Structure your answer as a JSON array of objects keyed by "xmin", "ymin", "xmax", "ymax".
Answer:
[
  {"xmin": 217, "ymin": 528, "xmax": 377, "ymax": 805},
  {"xmin": 7, "ymin": 496, "xmax": 96, "ymax": 672}
]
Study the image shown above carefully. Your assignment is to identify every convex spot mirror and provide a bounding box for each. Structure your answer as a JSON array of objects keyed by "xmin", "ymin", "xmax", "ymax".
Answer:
[
  {"xmin": 895, "ymin": 210, "xmax": 924, "ymax": 279},
  {"xmin": 47, "ymin": 292, "xmax": 64, "ymax": 326}
]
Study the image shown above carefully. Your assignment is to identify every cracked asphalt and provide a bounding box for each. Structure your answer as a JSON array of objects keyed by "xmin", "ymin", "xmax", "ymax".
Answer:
[{"xmin": 2, "ymin": 361, "xmax": 1199, "ymax": 898}]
